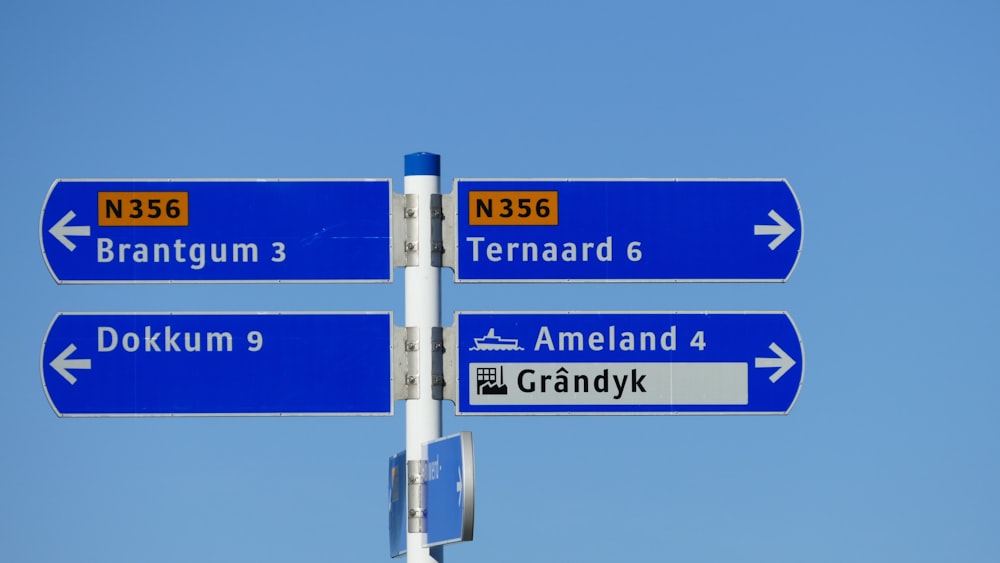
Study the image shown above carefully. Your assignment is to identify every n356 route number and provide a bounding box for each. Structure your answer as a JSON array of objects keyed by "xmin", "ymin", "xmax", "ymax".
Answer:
[
  {"xmin": 468, "ymin": 190, "xmax": 559, "ymax": 226},
  {"xmin": 98, "ymin": 192, "xmax": 190, "ymax": 227}
]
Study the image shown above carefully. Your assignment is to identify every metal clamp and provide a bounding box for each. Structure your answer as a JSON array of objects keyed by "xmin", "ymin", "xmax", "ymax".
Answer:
[
  {"xmin": 403, "ymin": 327, "xmax": 420, "ymax": 400},
  {"xmin": 403, "ymin": 194, "xmax": 420, "ymax": 267},
  {"xmin": 407, "ymin": 459, "xmax": 427, "ymax": 533},
  {"xmin": 429, "ymin": 194, "xmax": 444, "ymax": 268},
  {"xmin": 430, "ymin": 326, "xmax": 444, "ymax": 401},
  {"xmin": 391, "ymin": 193, "xmax": 408, "ymax": 269},
  {"xmin": 397, "ymin": 194, "xmax": 445, "ymax": 268},
  {"xmin": 392, "ymin": 326, "xmax": 409, "ymax": 401},
  {"xmin": 442, "ymin": 325, "xmax": 457, "ymax": 404},
  {"xmin": 395, "ymin": 326, "xmax": 445, "ymax": 401},
  {"xmin": 441, "ymin": 192, "xmax": 456, "ymax": 271}
]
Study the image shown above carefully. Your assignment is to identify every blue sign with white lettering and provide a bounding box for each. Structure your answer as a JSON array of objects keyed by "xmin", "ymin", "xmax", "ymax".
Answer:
[
  {"xmin": 41, "ymin": 312, "xmax": 394, "ymax": 416},
  {"xmin": 424, "ymin": 432, "xmax": 475, "ymax": 547},
  {"xmin": 455, "ymin": 311, "xmax": 804, "ymax": 415},
  {"xmin": 40, "ymin": 179, "xmax": 392, "ymax": 283},
  {"xmin": 454, "ymin": 179, "xmax": 802, "ymax": 282}
]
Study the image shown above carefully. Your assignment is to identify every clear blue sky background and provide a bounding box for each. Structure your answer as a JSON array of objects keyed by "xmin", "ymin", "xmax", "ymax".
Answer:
[{"xmin": 2, "ymin": 1, "xmax": 998, "ymax": 562}]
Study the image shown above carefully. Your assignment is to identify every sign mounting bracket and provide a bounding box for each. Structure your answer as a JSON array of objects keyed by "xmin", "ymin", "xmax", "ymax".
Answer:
[{"xmin": 442, "ymin": 326, "xmax": 457, "ymax": 404}]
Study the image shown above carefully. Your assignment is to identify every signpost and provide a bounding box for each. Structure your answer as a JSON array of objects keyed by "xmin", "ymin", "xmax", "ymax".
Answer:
[
  {"xmin": 40, "ymin": 179, "xmax": 393, "ymax": 283},
  {"xmin": 424, "ymin": 432, "xmax": 475, "ymax": 547},
  {"xmin": 41, "ymin": 312, "xmax": 394, "ymax": 416},
  {"xmin": 454, "ymin": 179, "xmax": 802, "ymax": 282},
  {"xmin": 454, "ymin": 311, "xmax": 803, "ymax": 415},
  {"xmin": 36, "ymin": 157, "xmax": 808, "ymax": 563}
]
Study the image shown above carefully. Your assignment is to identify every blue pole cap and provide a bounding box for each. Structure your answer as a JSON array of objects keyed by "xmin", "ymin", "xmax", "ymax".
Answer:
[{"xmin": 405, "ymin": 152, "xmax": 440, "ymax": 176}]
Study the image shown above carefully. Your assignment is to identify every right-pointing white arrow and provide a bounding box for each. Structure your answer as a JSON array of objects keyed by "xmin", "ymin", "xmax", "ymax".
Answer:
[
  {"xmin": 755, "ymin": 342, "xmax": 795, "ymax": 383},
  {"xmin": 754, "ymin": 209, "xmax": 795, "ymax": 250},
  {"xmin": 50, "ymin": 343, "xmax": 91, "ymax": 385},
  {"xmin": 49, "ymin": 210, "xmax": 91, "ymax": 251}
]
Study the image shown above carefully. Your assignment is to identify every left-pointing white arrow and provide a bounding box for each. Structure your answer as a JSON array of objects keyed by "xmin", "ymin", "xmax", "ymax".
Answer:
[
  {"xmin": 456, "ymin": 467, "xmax": 464, "ymax": 507},
  {"xmin": 754, "ymin": 209, "xmax": 795, "ymax": 250},
  {"xmin": 49, "ymin": 210, "xmax": 91, "ymax": 251},
  {"xmin": 50, "ymin": 344, "xmax": 91, "ymax": 385},
  {"xmin": 755, "ymin": 342, "xmax": 795, "ymax": 383}
]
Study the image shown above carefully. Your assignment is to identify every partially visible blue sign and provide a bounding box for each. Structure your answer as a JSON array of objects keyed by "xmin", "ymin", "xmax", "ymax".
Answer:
[
  {"xmin": 424, "ymin": 432, "xmax": 475, "ymax": 547},
  {"xmin": 454, "ymin": 179, "xmax": 802, "ymax": 282},
  {"xmin": 40, "ymin": 179, "xmax": 392, "ymax": 283},
  {"xmin": 455, "ymin": 311, "xmax": 804, "ymax": 415},
  {"xmin": 41, "ymin": 312, "xmax": 394, "ymax": 416},
  {"xmin": 388, "ymin": 450, "xmax": 407, "ymax": 558}
]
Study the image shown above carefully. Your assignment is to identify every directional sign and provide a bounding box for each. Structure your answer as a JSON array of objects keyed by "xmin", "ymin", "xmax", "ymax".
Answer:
[
  {"xmin": 388, "ymin": 450, "xmax": 407, "ymax": 558},
  {"xmin": 454, "ymin": 179, "xmax": 802, "ymax": 282},
  {"xmin": 424, "ymin": 432, "xmax": 475, "ymax": 547},
  {"xmin": 41, "ymin": 312, "xmax": 394, "ymax": 416},
  {"xmin": 455, "ymin": 311, "xmax": 804, "ymax": 415},
  {"xmin": 40, "ymin": 179, "xmax": 392, "ymax": 283}
]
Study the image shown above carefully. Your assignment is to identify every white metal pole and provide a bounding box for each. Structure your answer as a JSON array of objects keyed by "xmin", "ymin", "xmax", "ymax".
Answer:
[{"xmin": 404, "ymin": 152, "xmax": 443, "ymax": 563}]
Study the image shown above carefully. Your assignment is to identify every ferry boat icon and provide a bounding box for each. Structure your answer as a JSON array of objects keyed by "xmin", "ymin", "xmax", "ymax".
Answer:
[{"xmin": 469, "ymin": 328, "xmax": 524, "ymax": 351}]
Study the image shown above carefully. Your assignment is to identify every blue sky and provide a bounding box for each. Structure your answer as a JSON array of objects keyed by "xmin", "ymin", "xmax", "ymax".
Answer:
[{"xmin": 2, "ymin": 1, "xmax": 998, "ymax": 562}]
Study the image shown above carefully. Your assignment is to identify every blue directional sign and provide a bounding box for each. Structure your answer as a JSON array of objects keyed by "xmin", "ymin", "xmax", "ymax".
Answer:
[
  {"xmin": 454, "ymin": 179, "xmax": 802, "ymax": 282},
  {"xmin": 40, "ymin": 179, "xmax": 392, "ymax": 283},
  {"xmin": 41, "ymin": 312, "xmax": 394, "ymax": 416},
  {"xmin": 424, "ymin": 432, "xmax": 475, "ymax": 547},
  {"xmin": 388, "ymin": 450, "xmax": 407, "ymax": 558},
  {"xmin": 455, "ymin": 311, "xmax": 804, "ymax": 415}
]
